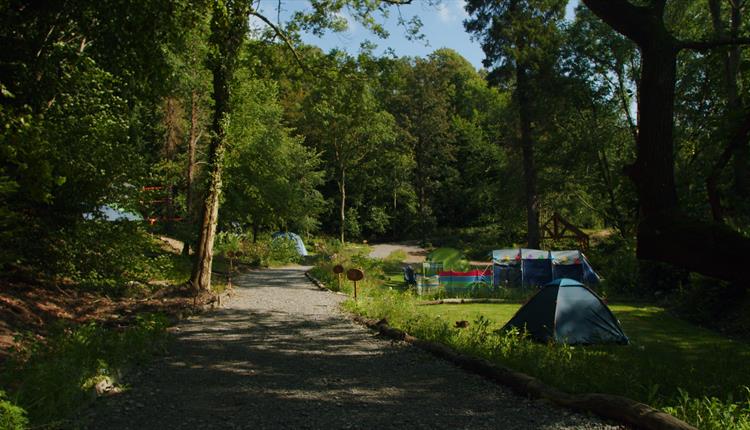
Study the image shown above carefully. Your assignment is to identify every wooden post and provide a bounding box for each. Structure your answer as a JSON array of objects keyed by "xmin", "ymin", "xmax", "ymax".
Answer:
[{"xmin": 346, "ymin": 268, "xmax": 365, "ymax": 301}]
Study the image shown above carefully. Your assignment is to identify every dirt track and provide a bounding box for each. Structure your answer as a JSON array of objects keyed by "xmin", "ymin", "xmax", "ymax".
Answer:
[{"xmin": 84, "ymin": 266, "xmax": 623, "ymax": 429}]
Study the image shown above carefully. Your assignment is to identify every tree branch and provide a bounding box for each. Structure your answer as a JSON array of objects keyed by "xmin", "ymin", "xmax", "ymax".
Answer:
[
  {"xmin": 250, "ymin": 10, "xmax": 308, "ymax": 72},
  {"xmin": 581, "ymin": 0, "xmax": 653, "ymax": 45},
  {"xmin": 678, "ymin": 37, "xmax": 750, "ymax": 51}
]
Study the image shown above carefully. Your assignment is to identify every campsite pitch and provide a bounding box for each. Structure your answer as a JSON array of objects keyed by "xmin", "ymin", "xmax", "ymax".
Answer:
[
  {"xmin": 415, "ymin": 301, "xmax": 750, "ymax": 405},
  {"xmin": 83, "ymin": 266, "xmax": 621, "ymax": 429}
]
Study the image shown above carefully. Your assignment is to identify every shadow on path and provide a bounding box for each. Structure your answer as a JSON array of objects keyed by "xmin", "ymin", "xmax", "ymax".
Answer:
[{"xmin": 84, "ymin": 267, "xmax": 619, "ymax": 430}]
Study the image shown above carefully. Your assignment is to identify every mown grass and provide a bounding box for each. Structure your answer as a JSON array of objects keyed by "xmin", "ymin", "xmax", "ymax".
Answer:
[
  {"xmin": 324, "ymin": 245, "xmax": 750, "ymax": 430},
  {"xmin": 417, "ymin": 302, "xmax": 750, "ymax": 401}
]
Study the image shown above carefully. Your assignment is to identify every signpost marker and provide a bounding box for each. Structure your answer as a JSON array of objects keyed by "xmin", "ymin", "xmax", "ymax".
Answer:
[{"xmin": 346, "ymin": 268, "xmax": 365, "ymax": 300}]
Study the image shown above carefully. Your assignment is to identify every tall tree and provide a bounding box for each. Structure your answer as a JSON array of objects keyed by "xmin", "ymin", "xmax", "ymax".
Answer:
[
  {"xmin": 704, "ymin": 0, "xmax": 750, "ymax": 224},
  {"xmin": 189, "ymin": 0, "xmax": 423, "ymax": 290},
  {"xmin": 222, "ymin": 73, "xmax": 325, "ymax": 237},
  {"xmin": 465, "ymin": 0, "xmax": 567, "ymax": 248},
  {"xmin": 190, "ymin": 0, "xmax": 250, "ymax": 291},
  {"xmin": 581, "ymin": 0, "xmax": 750, "ymax": 283},
  {"xmin": 301, "ymin": 52, "xmax": 396, "ymax": 243}
]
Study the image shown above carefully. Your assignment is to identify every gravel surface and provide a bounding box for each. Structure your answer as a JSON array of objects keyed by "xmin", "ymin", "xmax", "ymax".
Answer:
[
  {"xmin": 84, "ymin": 266, "xmax": 625, "ymax": 429},
  {"xmin": 368, "ymin": 242, "xmax": 427, "ymax": 263}
]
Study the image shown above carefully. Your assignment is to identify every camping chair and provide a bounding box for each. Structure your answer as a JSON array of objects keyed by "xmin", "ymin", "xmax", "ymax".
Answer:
[{"xmin": 403, "ymin": 265, "xmax": 417, "ymax": 286}]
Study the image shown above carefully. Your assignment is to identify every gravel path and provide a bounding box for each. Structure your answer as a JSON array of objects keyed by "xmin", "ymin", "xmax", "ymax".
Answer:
[
  {"xmin": 84, "ymin": 266, "xmax": 624, "ymax": 429},
  {"xmin": 368, "ymin": 242, "xmax": 427, "ymax": 263}
]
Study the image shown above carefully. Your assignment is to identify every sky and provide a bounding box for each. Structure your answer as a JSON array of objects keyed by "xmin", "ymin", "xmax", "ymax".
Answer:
[{"xmin": 253, "ymin": 0, "xmax": 580, "ymax": 71}]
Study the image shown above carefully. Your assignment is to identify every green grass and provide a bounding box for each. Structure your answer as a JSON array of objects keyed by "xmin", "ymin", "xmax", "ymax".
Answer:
[
  {"xmin": 417, "ymin": 303, "xmax": 519, "ymax": 329},
  {"xmin": 416, "ymin": 302, "xmax": 750, "ymax": 399},
  {"xmin": 347, "ymin": 288, "xmax": 750, "ymax": 429},
  {"xmin": 1, "ymin": 314, "xmax": 169, "ymax": 428},
  {"xmin": 316, "ymin": 243, "xmax": 750, "ymax": 429}
]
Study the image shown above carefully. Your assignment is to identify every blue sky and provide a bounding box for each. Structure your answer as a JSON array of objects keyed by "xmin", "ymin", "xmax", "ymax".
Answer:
[{"xmin": 253, "ymin": 0, "xmax": 580, "ymax": 70}]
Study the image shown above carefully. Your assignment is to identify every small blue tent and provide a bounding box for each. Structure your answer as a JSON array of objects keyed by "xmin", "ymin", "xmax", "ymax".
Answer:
[
  {"xmin": 271, "ymin": 232, "xmax": 308, "ymax": 256},
  {"xmin": 501, "ymin": 278, "xmax": 628, "ymax": 345}
]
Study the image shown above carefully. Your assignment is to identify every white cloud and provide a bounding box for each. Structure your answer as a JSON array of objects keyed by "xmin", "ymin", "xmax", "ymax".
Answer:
[
  {"xmin": 436, "ymin": 1, "xmax": 468, "ymax": 23},
  {"xmin": 437, "ymin": 3, "xmax": 452, "ymax": 22},
  {"xmin": 457, "ymin": 0, "xmax": 469, "ymax": 18}
]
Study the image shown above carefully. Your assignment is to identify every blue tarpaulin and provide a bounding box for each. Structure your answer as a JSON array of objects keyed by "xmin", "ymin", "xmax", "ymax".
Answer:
[
  {"xmin": 271, "ymin": 232, "xmax": 308, "ymax": 256},
  {"xmin": 491, "ymin": 248, "xmax": 601, "ymax": 287}
]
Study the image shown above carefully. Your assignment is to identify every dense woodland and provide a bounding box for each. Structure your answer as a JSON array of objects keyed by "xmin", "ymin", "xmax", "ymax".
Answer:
[{"xmin": 1, "ymin": 0, "xmax": 749, "ymax": 294}]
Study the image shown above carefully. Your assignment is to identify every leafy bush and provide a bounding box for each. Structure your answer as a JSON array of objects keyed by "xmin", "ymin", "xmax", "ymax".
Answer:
[
  {"xmin": 587, "ymin": 237, "xmax": 640, "ymax": 297},
  {"xmin": 237, "ymin": 236, "xmax": 302, "ymax": 268},
  {"xmin": 1, "ymin": 314, "xmax": 168, "ymax": 427},
  {"xmin": 45, "ymin": 221, "xmax": 179, "ymax": 293},
  {"xmin": 268, "ymin": 236, "xmax": 302, "ymax": 265},
  {"xmin": 0, "ymin": 391, "xmax": 27, "ymax": 430}
]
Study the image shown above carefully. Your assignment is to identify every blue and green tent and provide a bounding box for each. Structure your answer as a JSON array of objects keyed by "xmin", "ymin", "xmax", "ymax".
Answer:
[{"xmin": 501, "ymin": 278, "xmax": 628, "ymax": 345}]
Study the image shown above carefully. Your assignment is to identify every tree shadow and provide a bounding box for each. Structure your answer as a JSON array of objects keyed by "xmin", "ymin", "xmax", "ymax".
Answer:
[{"xmin": 84, "ymin": 270, "xmax": 616, "ymax": 429}]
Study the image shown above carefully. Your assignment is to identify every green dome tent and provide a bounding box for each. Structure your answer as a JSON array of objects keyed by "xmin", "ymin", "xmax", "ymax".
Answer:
[{"xmin": 501, "ymin": 278, "xmax": 628, "ymax": 345}]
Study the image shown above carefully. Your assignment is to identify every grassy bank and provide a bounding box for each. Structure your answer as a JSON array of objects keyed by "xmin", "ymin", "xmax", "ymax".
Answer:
[
  {"xmin": 317, "ymin": 247, "xmax": 750, "ymax": 430},
  {"xmin": 1, "ymin": 314, "xmax": 169, "ymax": 429}
]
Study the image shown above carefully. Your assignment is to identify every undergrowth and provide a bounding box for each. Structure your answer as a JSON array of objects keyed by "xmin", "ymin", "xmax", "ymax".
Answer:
[{"xmin": 0, "ymin": 314, "xmax": 169, "ymax": 428}]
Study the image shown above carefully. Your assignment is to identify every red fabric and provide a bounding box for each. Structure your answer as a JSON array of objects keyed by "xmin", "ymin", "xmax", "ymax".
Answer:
[{"xmin": 438, "ymin": 269, "xmax": 492, "ymax": 277}]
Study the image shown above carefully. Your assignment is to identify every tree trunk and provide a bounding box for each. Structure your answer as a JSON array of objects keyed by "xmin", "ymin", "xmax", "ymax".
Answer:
[
  {"xmin": 183, "ymin": 90, "xmax": 199, "ymax": 256},
  {"xmin": 339, "ymin": 169, "xmax": 346, "ymax": 243},
  {"xmin": 516, "ymin": 63, "xmax": 540, "ymax": 249},
  {"xmin": 190, "ymin": 2, "xmax": 248, "ymax": 292},
  {"xmin": 163, "ymin": 97, "xmax": 182, "ymax": 235},
  {"xmin": 190, "ymin": 143, "xmax": 225, "ymax": 291},
  {"xmin": 582, "ymin": 0, "xmax": 750, "ymax": 284}
]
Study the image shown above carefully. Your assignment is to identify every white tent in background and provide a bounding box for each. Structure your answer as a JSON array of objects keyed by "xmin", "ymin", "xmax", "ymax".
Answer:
[{"xmin": 84, "ymin": 205, "xmax": 143, "ymax": 222}]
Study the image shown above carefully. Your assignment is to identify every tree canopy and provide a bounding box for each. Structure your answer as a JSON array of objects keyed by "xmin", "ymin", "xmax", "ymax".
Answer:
[{"xmin": 1, "ymin": 0, "xmax": 749, "ymax": 290}]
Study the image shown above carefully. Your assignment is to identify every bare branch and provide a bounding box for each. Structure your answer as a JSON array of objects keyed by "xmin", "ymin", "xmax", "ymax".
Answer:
[
  {"xmin": 678, "ymin": 37, "xmax": 750, "ymax": 51},
  {"xmin": 249, "ymin": 10, "xmax": 307, "ymax": 72}
]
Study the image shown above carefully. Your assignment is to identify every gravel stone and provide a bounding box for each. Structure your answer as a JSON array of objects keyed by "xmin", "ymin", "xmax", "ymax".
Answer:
[{"xmin": 83, "ymin": 265, "xmax": 627, "ymax": 429}]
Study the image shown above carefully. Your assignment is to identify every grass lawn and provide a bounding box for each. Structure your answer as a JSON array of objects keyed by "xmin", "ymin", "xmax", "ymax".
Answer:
[
  {"xmin": 334, "ymin": 243, "xmax": 750, "ymax": 428},
  {"xmin": 414, "ymin": 301, "xmax": 750, "ymax": 405}
]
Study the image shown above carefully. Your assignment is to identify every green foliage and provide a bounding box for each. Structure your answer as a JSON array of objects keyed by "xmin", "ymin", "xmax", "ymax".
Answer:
[
  {"xmin": 427, "ymin": 247, "xmax": 470, "ymax": 271},
  {"xmin": 45, "ymin": 222, "xmax": 182, "ymax": 293},
  {"xmin": 309, "ymin": 241, "xmax": 382, "ymax": 294},
  {"xmin": 229, "ymin": 234, "xmax": 302, "ymax": 268},
  {"xmin": 1, "ymin": 314, "xmax": 168, "ymax": 427},
  {"xmin": 214, "ymin": 231, "xmax": 244, "ymax": 260},
  {"xmin": 223, "ymin": 75, "xmax": 325, "ymax": 235},
  {"xmin": 586, "ymin": 237, "xmax": 640, "ymax": 297},
  {"xmin": 663, "ymin": 388, "xmax": 750, "ymax": 430},
  {"xmin": 0, "ymin": 391, "xmax": 28, "ymax": 430}
]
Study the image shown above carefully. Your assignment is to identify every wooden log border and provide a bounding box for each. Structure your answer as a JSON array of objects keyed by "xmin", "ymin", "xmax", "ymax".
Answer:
[
  {"xmin": 352, "ymin": 315, "xmax": 697, "ymax": 430},
  {"xmin": 305, "ymin": 271, "xmax": 348, "ymax": 296},
  {"xmin": 417, "ymin": 298, "xmax": 509, "ymax": 305}
]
